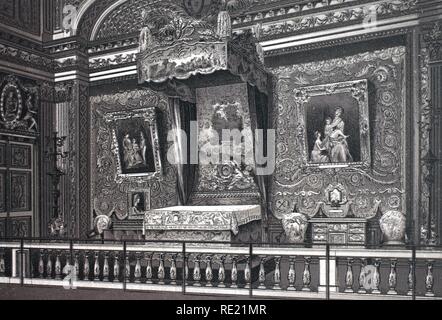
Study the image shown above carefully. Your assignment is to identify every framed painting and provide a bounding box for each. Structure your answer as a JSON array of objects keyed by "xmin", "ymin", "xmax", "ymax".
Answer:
[
  {"xmin": 104, "ymin": 108, "xmax": 162, "ymax": 182},
  {"xmin": 294, "ymin": 79, "xmax": 371, "ymax": 168},
  {"xmin": 127, "ymin": 189, "xmax": 151, "ymax": 219}
]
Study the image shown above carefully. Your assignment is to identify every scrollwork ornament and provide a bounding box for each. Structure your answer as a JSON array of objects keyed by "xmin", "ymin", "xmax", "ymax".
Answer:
[{"xmin": 424, "ymin": 22, "xmax": 442, "ymax": 62}]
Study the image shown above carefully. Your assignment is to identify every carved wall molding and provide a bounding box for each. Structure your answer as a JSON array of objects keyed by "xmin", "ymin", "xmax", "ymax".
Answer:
[
  {"xmin": 264, "ymin": 27, "xmax": 412, "ymax": 57},
  {"xmin": 270, "ymin": 46, "xmax": 407, "ymax": 220},
  {"xmin": 0, "ymin": 43, "xmax": 54, "ymax": 72},
  {"xmin": 40, "ymin": 81, "xmax": 74, "ymax": 103},
  {"xmin": 234, "ymin": 0, "xmax": 418, "ymax": 41},
  {"xmin": 89, "ymin": 52, "xmax": 137, "ymax": 70}
]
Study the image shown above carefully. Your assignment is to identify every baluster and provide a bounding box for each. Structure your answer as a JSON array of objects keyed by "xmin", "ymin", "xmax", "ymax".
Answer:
[
  {"xmin": 73, "ymin": 252, "xmax": 79, "ymax": 282},
  {"xmin": 93, "ymin": 252, "xmax": 100, "ymax": 281},
  {"xmin": 217, "ymin": 256, "xmax": 226, "ymax": 288},
  {"xmin": 157, "ymin": 254, "xmax": 165, "ymax": 284},
  {"xmin": 103, "ymin": 252, "xmax": 110, "ymax": 282},
  {"xmin": 55, "ymin": 252, "xmax": 62, "ymax": 280},
  {"xmin": 231, "ymin": 257, "xmax": 238, "ymax": 288},
  {"xmin": 344, "ymin": 258, "xmax": 354, "ymax": 293},
  {"xmin": 372, "ymin": 259, "xmax": 381, "ymax": 294},
  {"xmin": 244, "ymin": 256, "xmax": 251, "ymax": 289},
  {"xmin": 357, "ymin": 258, "xmax": 367, "ymax": 294},
  {"xmin": 302, "ymin": 257, "xmax": 312, "ymax": 292},
  {"xmin": 287, "ymin": 257, "xmax": 296, "ymax": 291},
  {"xmin": 145, "ymin": 253, "xmax": 153, "ymax": 284},
  {"xmin": 273, "ymin": 257, "xmax": 281, "ymax": 290},
  {"xmin": 425, "ymin": 261, "xmax": 435, "ymax": 297},
  {"xmin": 258, "ymin": 257, "xmax": 266, "ymax": 290},
  {"xmin": 205, "ymin": 256, "xmax": 213, "ymax": 287},
  {"xmin": 170, "ymin": 254, "xmax": 177, "ymax": 285},
  {"xmin": 113, "ymin": 252, "xmax": 120, "ymax": 282},
  {"xmin": 63, "ymin": 251, "xmax": 72, "ymax": 280},
  {"xmin": 134, "ymin": 253, "xmax": 142, "ymax": 283},
  {"xmin": 387, "ymin": 260, "xmax": 398, "ymax": 295},
  {"xmin": 407, "ymin": 259, "xmax": 414, "ymax": 296},
  {"xmin": 83, "ymin": 252, "xmax": 90, "ymax": 281},
  {"xmin": 125, "ymin": 254, "xmax": 131, "ymax": 282},
  {"xmin": 0, "ymin": 250, "xmax": 5, "ymax": 276},
  {"xmin": 193, "ymin": 255, "xmax": 201, "ymax": 286},
  {"xmin": 38, "ymin": 250, "xmax": 44, "ymax": 279},
  {"xmin": 46, "ymin": 250, "xmax": 53, "ymax": 279},
  {"xmin": 183, "ymin": 254, "xmax": 189, "ymax": 285}
]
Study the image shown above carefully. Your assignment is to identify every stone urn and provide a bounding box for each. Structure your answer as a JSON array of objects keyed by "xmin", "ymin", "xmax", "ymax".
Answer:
[
  {"xmin": 379, "ymin": 210, "xmax": 406, "ymax": 245},
  {"xmin": 282, "ymin": 212, "xmax": 309, "ymax": 244}
]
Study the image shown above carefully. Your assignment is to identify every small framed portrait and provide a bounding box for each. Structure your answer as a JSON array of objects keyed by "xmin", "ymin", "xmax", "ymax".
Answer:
[
  {"xmin": 127, "ymin": 190, "xmax": 151, "ymax": 217},
  {"xmin": 294, "ymin": 79, "xmax": 371, "ymax": 168},
  {"xmin": 104, "ymin": 108, "xmax": 162, "ymax": 182}
]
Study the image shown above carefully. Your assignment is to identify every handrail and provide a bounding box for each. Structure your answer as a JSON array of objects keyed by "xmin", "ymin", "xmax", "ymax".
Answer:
[{"xmin": 1, "ymin": 236, "xmax": 441, "ymax": 250}]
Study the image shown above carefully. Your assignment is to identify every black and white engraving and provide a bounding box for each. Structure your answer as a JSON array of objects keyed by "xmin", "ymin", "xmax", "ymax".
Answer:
[{"xmin": 0, "ymin": 0, "xmax": 440, "ymax": 303}]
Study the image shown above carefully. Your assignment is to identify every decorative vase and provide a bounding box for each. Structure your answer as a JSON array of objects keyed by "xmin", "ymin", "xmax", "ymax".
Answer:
[
  {"xmin": 281, "ymin": 212, "xmax": 309, "ymax": 244},
  {"xmin": 379, "ymin": 210, "xmax": 406, "ymax": 245}
]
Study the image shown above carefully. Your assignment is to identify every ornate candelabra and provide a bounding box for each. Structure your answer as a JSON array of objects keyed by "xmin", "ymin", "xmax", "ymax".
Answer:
[{"xmin": 45, "ymin": 132, "xmax": 70, "ymax": 237}]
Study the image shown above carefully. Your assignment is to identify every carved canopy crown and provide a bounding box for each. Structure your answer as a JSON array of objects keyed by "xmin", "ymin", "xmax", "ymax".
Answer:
[{"xmin": 137, "ymin": 0, "xmax": 271, "ymax": 100}]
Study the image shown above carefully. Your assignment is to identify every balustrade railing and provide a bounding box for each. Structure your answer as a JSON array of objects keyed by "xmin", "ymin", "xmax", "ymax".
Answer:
[{"xmin": 0, "ymin": 238, "xmax": 441, "ymax": 300}]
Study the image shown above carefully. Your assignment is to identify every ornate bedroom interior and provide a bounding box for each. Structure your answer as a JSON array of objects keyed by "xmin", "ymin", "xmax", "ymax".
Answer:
[{"xmin": 0, "ymin": 0, "xmax": 441, "ymax": 300}]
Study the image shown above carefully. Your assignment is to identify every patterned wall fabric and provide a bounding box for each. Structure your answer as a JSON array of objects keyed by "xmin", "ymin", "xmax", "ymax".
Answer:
[{"xmin": 269, "ymin": 46, "xmax": 407, "ymax": 222}]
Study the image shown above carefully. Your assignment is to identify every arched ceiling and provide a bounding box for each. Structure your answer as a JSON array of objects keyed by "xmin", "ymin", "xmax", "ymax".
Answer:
[
  {"xmin": 94, "ymin": 0, "xmax": 161, "ymax": 41},
  {"xmin": 76, "ymin": 0, "xmax": 120, "ymax": 40}
]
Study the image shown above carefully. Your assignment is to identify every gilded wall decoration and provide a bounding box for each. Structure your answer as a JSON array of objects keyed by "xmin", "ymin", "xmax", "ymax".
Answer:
[
  {"xmin": 10, "ymin": 171, "xmax": 31, "ymax": 212},
  {"xmin": 10, "ymin": 144, "xmax": 32, "ymax": 169},
  {"xmin": 270, "ymin": 46, "xmax": 406, "ymax": 220},
  {"xmin": 9, "ymin": 217, "xmax": 31, "ymax": 238},
  {"xmin": 0, "ymin": 75, "xmax": 39, "ymax": 133},
  {"xmin": 90, "ymin": 88, "xmax": 177, "ymax": 221},
  {"xmin": 424, "ymin": 22, "xmax": 442, "ymax": 62}
]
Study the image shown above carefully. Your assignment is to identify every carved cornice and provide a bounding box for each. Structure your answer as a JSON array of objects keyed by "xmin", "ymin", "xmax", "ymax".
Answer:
[
  {"xmin": 236, "ymin": 0, "xmax": 418, "ymax": 42},
  {"xmin": 89, "ymin": 52, "xmax": 137, "ymax": 70},
  {"xmin": 40, "ymin": 81, "xmax": 75, "ymax": 103},
  {"xmin": 0, "ymin": 43, "xmax": 54, "ymax": 72},
  {"xmin": 264, "ymin": 27, "xmax": 411, "ymax": 57},
  {"xmin": 0, "ymin": 41, "xmax": 89, "ymax": 74}
]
